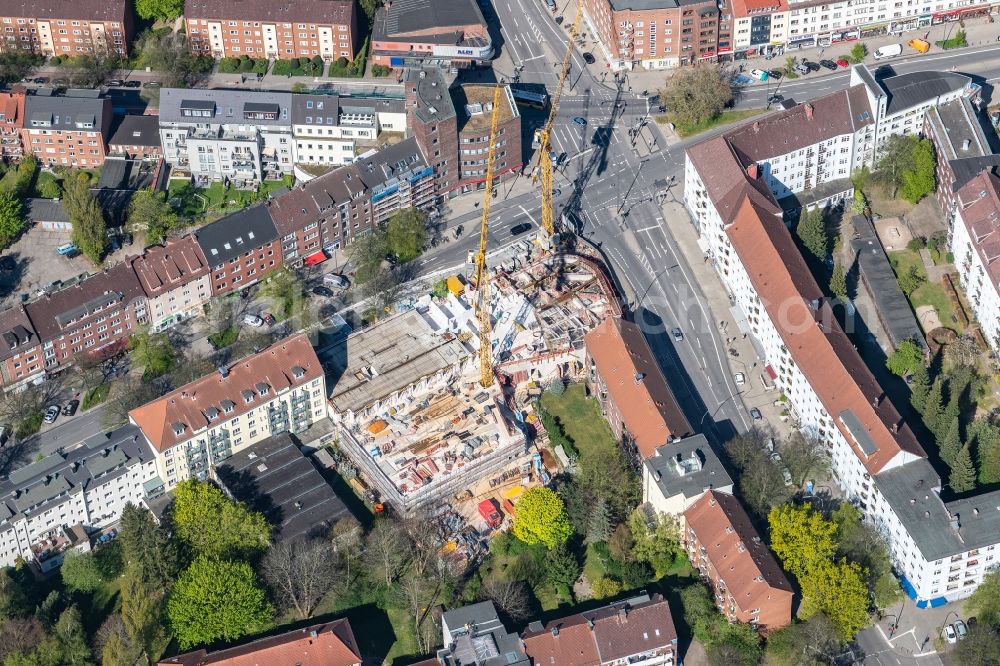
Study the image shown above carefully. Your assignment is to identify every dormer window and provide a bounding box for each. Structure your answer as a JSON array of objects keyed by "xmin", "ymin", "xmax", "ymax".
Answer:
[
  {"xmin": 171, "ymin": 422, "xmax": 186, "ymax": 436},
  {"xmin": 221, "ymin": 400, "xmax": 236, "ymax": 413},
  {"xmin": 255, "ymin": 382, "xmax": 270, "ymax": 396},
  {"xmin": 203, "ymin": 407, "xmax": 220, "ymax": 421},
  {"xmin": 242, "ymin": 389, "xmax": 255, "ymax": 404},
  {"xmin": 292, "ymin": 366, "xmax": 305, "ymax": 379}
]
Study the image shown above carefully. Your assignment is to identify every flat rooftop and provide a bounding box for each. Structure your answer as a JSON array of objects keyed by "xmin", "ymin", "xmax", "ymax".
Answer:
[
  {"xmin": 644, "ymin": 434, "xmax": 733, "ymax": 502},
  {"xmin": 456, "ymin": 85, "xmax": 518, "ymax": 134}
]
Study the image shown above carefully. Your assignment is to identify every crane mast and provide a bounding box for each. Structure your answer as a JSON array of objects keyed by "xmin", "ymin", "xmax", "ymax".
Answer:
[{"xmin": 475, "ymin": 85, "xmax": 505, "ymax": 388}]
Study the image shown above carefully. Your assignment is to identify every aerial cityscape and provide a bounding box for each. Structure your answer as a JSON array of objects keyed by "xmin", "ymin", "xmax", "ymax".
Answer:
[{"xmin": 0, "ymin": 0, "xmax": 998, "ymax": 663}]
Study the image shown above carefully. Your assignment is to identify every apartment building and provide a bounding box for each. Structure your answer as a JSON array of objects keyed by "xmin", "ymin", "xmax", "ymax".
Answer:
[
  {"xmin": 731, "ymin": 0, "xmax": 788, "ymax": 55},
  {"xmin": 584, "ymin": 317, "xmax": 692, "ymax": 466},
  {"xmin": 434, "ymin": 602, "xmax": 529, "ymax": 666},
  {"xmin": 683, "ymin": 65, "xmax": 1000, "ymax": 605},
  {"xmin": 0, "ymin": 0, "xmax": 133, "ymax": 57},
  {"xmin": 684, "ymin": 490, "xmax": 793, "ymax": 631},
  {"xmin": 405, "ymin": 68, "xmax": 459, "ymax": 195},
  {"xmin": 21, "ymin": 90, "xmax": 113, "ymax": 168},
  {"xmin": 25, "ymin": 262, "xmax": 147, "ymax": 368},
  {"xmin": 0, "ymin": 89, "xmax": 23, "ymax": 160},
  {"xmin": 582, "ymin": 0, "xmax": 725, "ymax": 70},
  {"xmin": 159, "ymin": 618, "xmax": 361, "ymax": 666},
  {"xmin": 521, "ymin": 593, "xmax": 678, "ymax": 666},
  {"xmin": 0, "ymin": 425, "xmax": 158, "ymax": 571},
  {"xmin": 128, "ymin": 333, "xmax": 326, "ymax": 490},
  {"xmin": 108, "ymin": 115, "xmax": 161, "ymax": 160},
  {"xmin": 184, "ymin": 0, "xmax": 359, "ymax": 61},
  {"xmin": 370, "ymin": 0, "xmax": 494, "ymax": 68},
  {"xmin": 454, "ymin": 84, "xmax": 522, "ymax": 193},
  {"xmin": 642, "ymin": 434, "xmax": 734, "ymax": 516},
  {"xmin": 193, "ymin": 204, "xmax": 281, "ymax": 297},
  {"xmin": 158, "ymin": 88, "xmax": 294, "ymax": 186},
  {"xmin": 0, "ymin": 305, "xmax": 43, "ymax": 389},
  {"xmin": 291, "ymin": 94, "xmax": 407, "ymax": 168},
  {"xmin": 131, "ymin": 238, "xmax": 212, "ymax": 332},
  {"xmin": 269, "ymin": 137, "xmax": 435, "ymax": 264}
]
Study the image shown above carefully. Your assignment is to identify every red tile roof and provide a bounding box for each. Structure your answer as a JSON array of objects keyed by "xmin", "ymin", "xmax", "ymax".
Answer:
[
  {"xmin": 129, "ymin": 333, "xmax": 323, "ymax": 452},
  {"xmin": 0, "ymin": 90, "xmax": 24, "ymax": 130},
  {"xmin": 157, "ymin": 618, "xmax": 361, "ymax": 666},
  {"xmin": 131, "ymin": 237, "xmax": 210, "ymax": 298},
  {"xmin": 0, "ymin": 0, "xmax": 128, "ymax": 22},
  {"xmin": 956, "ymin": 170, "xmax": 1000, "ymax": 286},
  {"xmin": 584, "ymin": 317, "xmax": 691, "ymax": 459},
  {"xmin": 684, "ymin": 491, "xmax": 792, "ymax": 630}
]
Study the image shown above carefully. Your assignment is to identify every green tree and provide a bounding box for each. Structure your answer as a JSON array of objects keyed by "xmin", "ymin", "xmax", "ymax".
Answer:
[
  {"xmin": 876, "ymin": 134, "xmax": 918, "ymax": 198},
  {"xmin": 119, "ymin": 503, "xmax": 181, "ymax": 589},
  {"xmin": 586, "ymin": 496, "xmax": 611, "ymax": 545},
  {"xmin": 765, "ymin": 614, "xmax": 843, "ymax": 666},
  {"xmin": 830, "ymin": 261, "xmax": 848, "ymax": 300},
  {"xmin": 0, "ymin": 53, "xmax": 42, "ymax": 86},
  {"xmin": 848, "ymin": 42, "xmax": 868, "ymax": 63},
  {"xmin": 134, "ymin": 0, "xmax": 183, "ymax": 20},
  {"xmin": 969, "ymin": 570, "xmax": 1000, "ymax": 627},
  {"xmin": 899, "ymin": 139, "xmax": 936, "ymax": 204},
  {"xmin": 910, "ymin": 362, "xmax": 931, "ymax": 413},
  {"xmin": 937, "ymin": 393, "xmax": 961, "ymax": 443},
  {"xmin": 796, "ymin": 208, "xmax": 828, "ymax": 263},
  {"xmin": 134, "ymin": 31, "xmax": 212, "ymax": 88},
  {"xmin": 591, "ymin": 576, "xmax": 622, "ymax": 599},
  {"xmin": 167, "ymin": 556, "xmax": 273, "ymax": 649},
  {"xmin": 659, "ymin": 65, "xmax": 733, "ymax": 126},
  {"xmin": 0, "ymin": 190, "xmax": 24, "ymax": 250},
  {"xmin": 170, "ymin": 479, "xmax": 271, "ymax": 559},
  {"xmin": 512, "ymin": 487, "xmax": 572, "ymax": 549},
  {"xmin": 544, "ymin": 544, "xmax": 580, "ymax": 589},
  {"xmin": 358, "ymin": 0, "xmax": 381, "ymax": 24},
  {"xmin": 897, "ymin": 265, "xmax": 924, "ymax": 295},
  {"xmin": 64, "ymin": 173, "xmax": 106, "ymax": 264},
  {"xmin": 385, "ymin": 207, "xmax": 428, "ymax": 263},
  {"xmin": 59, "ymin": 551, "xmax": 103, "ymax": 593},
  {"xmin": 680, "ymin": 582, "xmax": 721, "ymax": 643},
  {"xmin": 949, "ymin": 444, "xmax": 977, "ymax": 492},
  {"xmin": 10, "ymin": 155, "xmax": 37, "ymax": 196},
  {"xmin": 886, "ymin": 339, "xmax": 923, "ymax": 377},
  {"xmin": 129, "ymin": 328, "xmax": 176, "ymax": 380},
  {"xmin": 258, "ymin": 268, "xmax": 306, "ymax": 320},
  {"xmin": 940, "ymin": 416, "xmax": 961, "ymax": 467},
  {"xmin": 628, "ymin": 508, "xmax": 680, "ymax": 577},
  {"xmin": 799, "ymin": 559, "xmax": 870, "ymax": 640},
  {"xmin": 976, "ymin": 420, "xmax": 1000, "ymax": 484},
  {"xmin": 127, "ymin": 190, "xmax": 180, "ymax": 246},
  {"xmin": 768, "ymin": 504, "xmax": 837, "ymax": 579},
  {"xmin": 349, "ymin": 228, "xmax": 390, "ymax": 284},
  {"xmin": 954, "ymin": 625, "xmax": 1000, "ymax": 666},
  {"xmin": 708, "ymin": 623, "xmax": 761, "ymax": 666},
  {"xmin": 119, "ymin": 571, "xmax": 165, "ymax": 666},
  {"xmin": 922, "ymin": 378, "xmax": 945, "ymax": 429}
]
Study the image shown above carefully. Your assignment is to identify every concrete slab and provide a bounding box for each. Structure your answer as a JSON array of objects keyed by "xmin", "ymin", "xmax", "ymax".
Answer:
[
  {"xmin": 874, "ymin": 217, "xmax": 913, "ymax": 251},
  {"xmin": 916, "ymin": 304, "xmax": 943, "ymax": 333}
]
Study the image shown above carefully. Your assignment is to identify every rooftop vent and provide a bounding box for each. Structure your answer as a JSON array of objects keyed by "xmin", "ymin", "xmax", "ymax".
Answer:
[{"xmin": 219, "ymin": 366, "xmax": 230, "ymax": 378}]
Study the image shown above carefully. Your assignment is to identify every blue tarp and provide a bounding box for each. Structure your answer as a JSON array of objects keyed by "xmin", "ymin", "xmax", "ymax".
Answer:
[{"xmin": 900, "ymin": 575, "xmax": 918, "ymax": 600}]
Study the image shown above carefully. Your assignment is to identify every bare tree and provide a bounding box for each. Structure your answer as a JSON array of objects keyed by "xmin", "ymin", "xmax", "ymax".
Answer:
[
  {"xmin": 364, "ymin": 519, "xmax": 410, "ymax": 588},
  {"xmin": 0, "ymin": 616, "xmax": 46, "ymax": 662},
  {"xmin": 365, "ymin": 268, "xmax": 403, "ymax": 322},
  {"xmin": 260, "ymin": 539, "xmax": 336, "ymax": 620},
  {"xmin": 480, "ymin": 576, "xmax": 531, "ymax": 623},
  {"xmin": 780, "ymin": 433, "xmax": 829, "ymax": 487},
  {"xmin": 329, "ymin": 516, "xmax": 363, "ymax": 582},
  {"xmin": 102, "ymin": 376, "xmax": 165, "ymax": 429},
  {"xmin": 946, "ymin": 334, "xmax": 981, "ymax": 368},
  {"xmin": 0, "ymin": 385, "xmax": 47, "ymax": 437},
  {"xmin": 723, "ymin": 431, "xmax": 767, "ymax": 471},
  {"xmin": 739, "ymin": 457, "xmax": 790, "ymax": 516},
  {"xmin": 397, "ymin": 574, "xmax": 441, "ymax": 655}
]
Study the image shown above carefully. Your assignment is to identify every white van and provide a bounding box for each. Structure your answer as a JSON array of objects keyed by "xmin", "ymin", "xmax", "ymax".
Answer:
[
  {"xmin": 323, "ymin": 272, "xmax": 350, "ymax": 289},
  {"xmin": 873, "ymin": 43, "xmax": 903, "ymax": 60}
]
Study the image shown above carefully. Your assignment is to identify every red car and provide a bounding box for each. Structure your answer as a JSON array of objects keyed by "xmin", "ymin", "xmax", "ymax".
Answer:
[
  {"xmin": 262, "ymin": 312, "xmax": 277, "ymax": 326},
  {"xmin": 836, "ymin": 58, "xmax": 850, "ymax": 68}
]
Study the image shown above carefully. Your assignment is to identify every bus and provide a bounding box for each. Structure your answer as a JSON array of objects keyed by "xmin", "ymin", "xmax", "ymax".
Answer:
[{"xmin": 511, "ymin": 87, "xmax": 549, "ymax": 110}]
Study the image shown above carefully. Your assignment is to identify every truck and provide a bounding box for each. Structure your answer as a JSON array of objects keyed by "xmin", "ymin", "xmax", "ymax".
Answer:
[
  {"xmin": 908, "ymin": 38, "xmax": 930, "ymax": 53},
  {"xmin": 478, "ymin": 498, "xmax": 503, "ymax": 529},
  {"xmin": 873, "ymin": 43, "xmax": 903, "ymax": 60}
]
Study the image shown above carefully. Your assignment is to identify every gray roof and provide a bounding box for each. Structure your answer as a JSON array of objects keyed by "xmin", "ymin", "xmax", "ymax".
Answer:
[
  {"xmin": 405, "ymin": 68, "xmax": 457, "ymax": 124},
  {"xmin": 291, "ymin": 93, "xmax": 404, "ymax": 125},
  {"xmin": 881, "ymin": 70, "xmax": 970, "ymax": 115},
  {"xmin": 848, "ymin": 214, "xmax": 928, "ymax": 352},
  {"xmin": 949, "ymin": 156, "xmax": 1000, "ymax": 193},
  {"xmin": 23, "ymin": 198, "xmax": 68, "ymax": 225},
  {"xmin": 109, "ymin": 115, "xmax": 161, "ymax": 148},
  {"xmin": 23, "ymin": 95, "xmax": 108, "ymax": 133},
  {"xmin": 354, "ymin": 136, "xmax": 429, "ymax": 191},
  {"xmin": 777, "ymin": 177, "xmax": 853, "ymax": 215},
  {"xmin": 379, "ymin": 0, "xmax": 486, "ymax": 38},
  {"xmin": 439, "ymin": 601, "xmax": 529, "ymax": 666},
  {"xmin": 158, "ymin": 88, "xmax": 293, "ymax": 127},
  {"xmin": 852, "ymin": 63, "xmax": 884, "ymax": 100},
  {"xmin": 0, "ymin": 425, "xmax": 154, "ymax": 524},
  {"xmin": 644, "ymin": 434, "xmax": 733, "ymax": 502},
  {"xmin": 926, "ymin": 97, "xmax": 992, "ymax": 162},
  {"xmin": 215, "ymin": 432, "xmax": 351, "ymax": 541},
  {"xmin": 194, "ymin": 204, "xmax": 279, "ymax": 265}
]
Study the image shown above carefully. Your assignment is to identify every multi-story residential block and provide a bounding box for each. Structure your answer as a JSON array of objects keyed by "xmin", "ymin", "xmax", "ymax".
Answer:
[
  {"xmin": 128, "ymin": 333, "xmax": 326, "ymax": 490},
  {"xmin": 21, "ymin": 90, "xmax": 113, "ymax": 168},
  {"xmin": 521, "ymin": 592, "xmax": 679, "ymax": 666},
  {"xmin": 433, "ymin": 602, "xmax": 530, "ymax": 666},
  {"xmin": 108, "ymin": 115, "xmax": 161, "ymax": 160},
  {"xmin": 290, "ymin": 94, "xmax": 407, "ymax": 168},
  {"xmin": 684, "ymin": 490, "xmax": 793, "ymax": 631},
  {"xmin": 184, "ymin": 0, "xmax": 359, "ymax": 61},
  {"xmin": 158, "ymin": 618, "xmax": 362, "ymax": 666},
  {"xmin": 370, "ymin": 0, "xmax": 493, "ymax": 68},
  {"xmin": 0, "ymin": 88, "xmax": 23, "ymax": 159},
  {"xmin": 0, "ymin": 305, "xmax": 43, "ymax": 389},
  {"xmin": 731, "ymin": 0, "xmax": 787, "ymax": 57},
  {"xmin": 0, "ymin": 0, "xmax": 133, "ymax": 57},
  {"xmin": 158, "ymin": 88, "xmax": 294, "ymax": 186},
  {"xmin": 642, "ymin": 434, "xmax": 734, "ymax": 516},
  {"xmin": 683, "ymin": 65, "xmax": 1000, "ymax": 606},
  {"xmin": 582, "ymin": 0, "xmax": 725, "ymax": 70},
  {"xmin": 131, "ymin": 237, "xmax": 212, "ymax": 332},
  {"xmin": 0, "ymin": 425, "xmax": 159, "ymax": 571},
  {"xmin": 584, "ymin": 317, "xmax": 691, "ymax": 466},
  {"xmin": 454, "ymin": 84, "xmax": 522, "ymax": 193},
  {"xmin": 269, "ymin": 137, "xmax": 435, "ymax": 264},
  {"xmin": 193, "ymin": 204, "xmax": 281, "ymax": 297},
  {"xmin": 405, "ymin": 68, "xmax": 459, "ymax": 195},
  {"xmin": 25, "ymin": 262, "xmax": 147, "ymax": 367}
]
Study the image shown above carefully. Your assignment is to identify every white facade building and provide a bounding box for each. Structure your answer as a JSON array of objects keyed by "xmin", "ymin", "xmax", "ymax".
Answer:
[
  {"xmin": 290, "ymin": 94, "xmax": 407, "ymax": 167},
  {"xmin": 642, "ymin": 434, "xmax": 734, "ymax": 517}
]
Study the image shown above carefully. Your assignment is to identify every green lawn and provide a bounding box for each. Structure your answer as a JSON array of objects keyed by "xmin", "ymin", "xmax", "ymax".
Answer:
[
  {"xmin": 656, "ymin": 109, "xmax": 766, "ymax": 138},
  {"xmin": 168, "ymin": 177, "xmax": 292, "ymax": 220},
  {"xmin": 887, "ymin": 249, "xmax": 961, "ymax": 333},
  {"xmin": 539, "ymin": 384, "xmax": 617, "ymax": 461}
]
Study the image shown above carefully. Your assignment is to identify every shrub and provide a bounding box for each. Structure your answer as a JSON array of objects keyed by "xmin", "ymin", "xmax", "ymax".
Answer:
[
  {"xmin": 907, "ymin": 236, "xmax": 926, "ymax": 252},
  {"xmin": 547, "ymin": 378, "xmax": 565, "ymax": 395},
  {"xmin": 50, "ymin": 55, "xmax": 63, "ymax": 65},
  {"xmin": 218, "ymin": 57, "xmax": 240, "ymax": 73},
  {"xmin": 591, "ymin": 576, "xmax": 622, "ymax": 599},
  {"xmin": 431, "ymin": 279, "xmax": 449, "ymax": 298},
  {"xmin": 337, "ymin": 56, "xmax": 349, "ymax": 67},
  {"xmin": 239, "ymin": 56, "xmax": 255, "ymax": 72}
]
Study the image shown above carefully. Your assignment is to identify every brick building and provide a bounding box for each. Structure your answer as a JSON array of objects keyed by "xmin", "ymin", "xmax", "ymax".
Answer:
[
  {"xmin": 584, "ymin": 316, "xmax": 692, "ymax": 466},
  {"xmin": 405, "ymin": 68, "xmax": 459, "ymax": 195},
  {"xmin": 108, "ymin": 115, "xmax": 161, "ymax": 160},
  {"xmin": 0, "ymin": 305, "xmax": 42, "ymax": 389},
  {"xmin": 21, "ymin": 91, "xmax": 113, "ymax": 168},
  {"xmin": 453, "ymin": 84, "xmax": 522, "ymax": 194},
  {"xmin": 184, "ymin": 0, "xmax": 359, "ymax": 61},
  {"xmin": 24, "ymin": 263, "xmax": 148, "ymax": 368},
  {"xmin": 131, "ymin": 237, "xmax": 212, "ymax": 332},
  {"xmin": 371, "ymin": 0, "xmax": 493, "ymax": 68},
  {"xmin": 192, "ymin": 204, "xmax": 281, "ymax": 297},
  {"xmin": 0, "ymin": 89, "xmax": 23, "ymax": 160},
  {"xmin": 684, "ymin": 490, "xmax": 793, "ymax": 632},
  {"xmin": 0, "ymin": 0, "xmax": 133, "ymax": 57}
]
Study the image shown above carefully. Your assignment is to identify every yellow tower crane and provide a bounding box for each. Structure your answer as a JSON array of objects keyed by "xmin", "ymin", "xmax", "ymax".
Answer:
[
  {"xmin": 475, "ymin": 84, "xmax": 505, "ymax": 388},
  {"xmin": 534, "ymin": 3, "xmax": 583, "ymax": 239}
]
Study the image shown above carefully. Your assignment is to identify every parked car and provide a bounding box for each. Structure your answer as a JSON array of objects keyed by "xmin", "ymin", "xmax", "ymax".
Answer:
[
  {"xmin": 572, "ymin": 116, "xmax": 587, "ymax": 125},
  {"xmin": 0, "ymin": 423, "xmax": 10, "ymax": 446},
  {"xmin": 552, "ymin": 188, "xmax": 562, "ymax": 197},
  {"xmin": 262, "ymin": 312, "xmax": 277, "ymax": 326},
  {"xmin": 671, "ymin": 327, "xmax": 684, "ymax": 342},
  {"xmin": 323, "ymin": 272, "xmax": 350, "ymax": 289},
  {"xmin": 750, "ymin": 407, "xmax": 763, "ymax": 421},
  {"xmin": 767, "ymin": 69, "xmax": 783, "ymax": 80},
  {"xmin": 750, "ymin": 68, "xmax": 768, "ymax": 81},
  {"xmin": 734, "ymin": 372, "xmax": 746, "ymax": 386},
  {"xmin": 32, "ymin": 77, "xmax": 47, "ymax": 84},
  {"xmin": 62, "ymin": 399, "xmax": 79, "ymax": 417},
  {"xmin": 107, "ymin": 79, "xmax": 125, "ymax": 87},
  {"xmin": 955, "ymin": 620, "xmax": 968, "ymax": 640},
  {"xmin": 242, "ymin": 313, "xmax": 264, "ymax": 328},
  {"xmin": 510, "ymin": 222, "xmax": 533, "ymax": 236},
  {"xmin": 142, "ymin": 81, "xmax": 161, "ymax": 88},
  {"xmin": 312, "ymin": 285, "xmax": 334, "ymax": 297},
  {"xmin": 770, "ymin": 452, "xmax": 783, "ymax": 464},
  {"xmin": 124, "ymin": 80, "xmax": 141, "ymax": 88},
  {"xmin": 819, "ymin": 59, "xmax": 838, "ymax": 70},
  {"xmin": 767, "ymin": 94, "xmax": 784, "ymax": 105},
  {"xmin": 793, "ymin": 63, "xmax": 810, "ymax": 75},
  {"xmin": 836, "ymin": 58, "xmax": 850, "ymax": 67},
  {"xmin": 43, "ymin": 405, "xmax": 60, "ymax": 424},
  {"xmin": 782, "ymin": 467, "xmax": 793, "ymax": 486},
  {"xmin": 943, "ymin": 624, "xmax": 957, "ymax": 644},
  {"xmin": 582, "ymin": 52, "xmax": 596, "ymax": 64},
  {"xmin": 803, "ymin": 60, "xmax": 820, "ymax": 71}
]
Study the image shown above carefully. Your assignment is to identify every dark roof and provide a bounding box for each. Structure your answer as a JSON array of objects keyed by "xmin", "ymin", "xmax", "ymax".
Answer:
[
  {"xmin": 214, "ymin": 432, "xmax": 351, "ymax": 541},
  {"xmin": 439, "ymin": 601, "xmax": 529, "ymax": 666},
  {"xmin": 881, "ymin": 70, "xmax": 970, "ymax": 115},
  {"xmin": 405, "ymin": 68, "xmax": 457, "ymax": 124},
  {"xmin": 873, "ymin": 459, "xmax": 961, "ymax": 561},
  {"xmin": 109, "ymin": 115, "xmax": 161, "ymax": 148},
  {"xmin": 610, "ymin": 0, "xmax": 708, "ymax": 6},
  {"xmin": 184, "ymin": 0, "xmax": 354, "ymax": 25},
  {"xmin": 378, "ymin": 0, "xmax": 486, "ymax": 38},
  {"xmin": 22, "ymin": 95, "xmax": 109, "ymax": 133},
  {"xmin": 0, "ymin": 305, "xmax": 37, "ymax": 363},
  {"xmin": 848, "ymin": 214, "xmax": 928, "ymax": 352},
  {"xmin": 23, "ymin": 198, "xmax": 68, "ymax": 225},
  {"xmin": 947, "ymin": 156, "xmax": 1000, "ymax": 193},
  {"xmin": 193, "ymin": 204, "xmax": 278, "ymax": 265},
  {"xmin": 0, "ymin": 0, "xmax": 127, "ymax": 21},
  {"xmin": 777, "ymin": 177, "xmax": 853, "ymax": 215},
  {"xmin": 97, "ymin": 156, "xmax": 130, "ymax": 189},
  {"xmin": 644, "ymin": 434, "xmax": 733, "ymax": 502}
]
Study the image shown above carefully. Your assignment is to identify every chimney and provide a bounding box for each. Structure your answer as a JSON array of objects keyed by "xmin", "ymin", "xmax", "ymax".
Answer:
[
  {"xmin": 634, "ymin": 372, "xmax": 646, "ymax": 383},
  {"xmin": 804, "ymin": 103, "xmax": 814, "ymax": 119},
  {"xmin": 752, "ymin": 121, "xmax": 760, "ymax": 133},
  {"xmin": 618, "ymin": 606, "xmax": 629, "ymax": 620},
  {"xmin": 873, "ymin": 394, "xmax": 881, "ymax": 408},
  {"xmin": 218, "ymin": 366, "xmax": 230, "ymax": 379},
  {"xmin": 891, "ymin": 422, "xmax": 899, "ymax": 434},
  {"xmin": 962, "ymin": 138, "xmax": 971, "ymax": 151},
  {"xmin": 746, "ymin": 163, "xmax": 759, "ymax": 179},
  {"xmin": 551, "ymin": 626, "xmax": 559, "ymax": 637}
]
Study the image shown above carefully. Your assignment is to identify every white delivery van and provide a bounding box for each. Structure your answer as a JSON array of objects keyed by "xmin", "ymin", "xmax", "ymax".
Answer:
[{"xmin": 873, "ymin": 43, "xmax": 903, "ymax": 60}]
